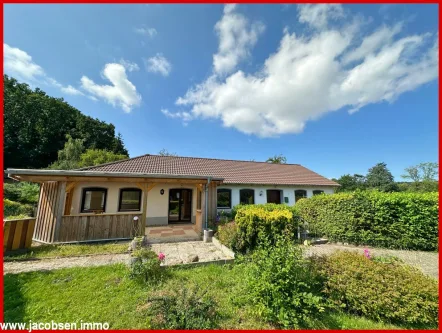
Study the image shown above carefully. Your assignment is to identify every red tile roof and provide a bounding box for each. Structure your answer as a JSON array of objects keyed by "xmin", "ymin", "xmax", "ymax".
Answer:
[{"xmin": 79, "ymin": 154, "xmax": 339, "ymax": 187}]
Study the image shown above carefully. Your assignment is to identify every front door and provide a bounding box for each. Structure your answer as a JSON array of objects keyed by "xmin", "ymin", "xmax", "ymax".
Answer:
[
  {"xmin": 168, "ymin": 189, "xmax": 192, "ymax": 223},
  {"xmin": 267, "ymin": 190, "xmax": 282, "ymax": 204}
]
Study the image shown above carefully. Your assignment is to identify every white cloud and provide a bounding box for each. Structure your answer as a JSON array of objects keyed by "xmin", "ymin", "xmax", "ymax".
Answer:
[
  {"xmin": 145, "ymin": 54, "xmax": 172, "ymax": 76},
  {"xmin": 342, "ymin": 23, "xmax": 402, "ymax": 64},
  {"xmin": 46, "ymin": 78, "xmax": 84, "ymax": 96},
  {"xmin": 298, "ymin": 4, "xmax": 344, "ymax": 30},
  {"xmin": 213, "ymin": 4, "xmax": 265, "ymax": 75},
  {"xmin": 119, "ymin": 59, "xmax": 140, "ymax": 72},
  {"xmin": 80, "ymin": 63, "xmax": 142, "ymax": 113},
  {"xmin": 4, "ymin": 43, "xmax": 89, "ymax": 97},
  {"xmin": 4, "ymin": 43, "xmax": 45, "ymax": 81},
  {"xmin": 161, "ymin": 108, "xmax": 193, "ymax": 125},
  {"xmin": 172, "ymin": 5, "xmax": 438, "ymax": 137},
  {"xmin": 61, "ymin": 85, "xmax": 84, "ymax": 96},
  {"xmin": 134, "ymin": 26, "xmax": 157, "ymax": 38}
]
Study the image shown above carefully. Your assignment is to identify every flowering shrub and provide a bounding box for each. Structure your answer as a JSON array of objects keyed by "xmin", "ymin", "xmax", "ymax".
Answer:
[
  {"xmin": 316, "ymin": 251, "xmax": 438, "ymax": 327},
  {"xmin": 243, "ymin": 236, "xmax": 325, "ymax": 328},
  {"xmin": 129, "ymin": 248, "xmax": 166, "ymax": 284},
  {"xmin": 294, "ymin": 191, "xmax": 438, "ymax": 250},
  {"xmin": 363, "ymin": 249, "xmax": 371, "ymax": 259}
]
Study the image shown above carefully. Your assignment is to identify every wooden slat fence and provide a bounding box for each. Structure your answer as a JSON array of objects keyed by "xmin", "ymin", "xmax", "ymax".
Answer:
[
  {"xmin": 3, "ymin": 218, "xmax": 36, "ymax": 251},
  {"xmin": 34, "ymin": 181, "xmax": 65, "ymax": 243},
  {"xmin": 56, "ymin": 213, "xmax": 142, "ymax": 242}
]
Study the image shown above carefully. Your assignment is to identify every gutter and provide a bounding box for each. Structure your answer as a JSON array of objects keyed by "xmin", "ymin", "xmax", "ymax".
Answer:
[
  {"xmin": 6, "ymin": 168, "xmax": 224, "ymax": 181},
  {"xmin": 205, "ymin": 176, "xmax": 211, "ymax": 230}
]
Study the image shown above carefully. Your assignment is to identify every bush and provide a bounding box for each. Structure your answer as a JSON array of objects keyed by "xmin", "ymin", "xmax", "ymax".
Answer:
[
  {"xmin": 317, "ymin": 251, "xmax": 438, "ymax": 327},
  {"xmin": 129, "ymin": 248, "xmax": 165, "ymax": 284},
  {"xmin": 243, "ymin": 237, "xmax": 325, "ymax": 328},
  {"xmin": 4, "ymin": 182, "xmax": 39, "ymax": 204},
  {"xmin": 3, "ymin": 199, "xmax": 34, "ymax": 219},
  {"xmin": 217, "ymin": 222, "xmax": 239, "ymax": 250},
  {"xmin": 147, "ymin": 285, "xmax": 219, "ymax": 329},
  {"xmin": 295, "ymin": 191, "xmax": 438, "ymax": 250},
  {"xmin": 219, "ymin": 204, "xmax": 297, "ymax": 253}
]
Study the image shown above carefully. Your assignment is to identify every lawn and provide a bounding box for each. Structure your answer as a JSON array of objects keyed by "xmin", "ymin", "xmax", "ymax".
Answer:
[
  {"xmin": 4, "ymin": 263, "xmax": 400, "ymax": 329},
  {"xmin": 4, "ymin": 242, "xmax": 129, "ymax": 261}
]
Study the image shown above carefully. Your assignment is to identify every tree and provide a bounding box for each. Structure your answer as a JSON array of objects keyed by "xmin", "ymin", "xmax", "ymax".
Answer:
[
  {"xmin": 366, "ymin": 162, "xmax": 398, "ymax": 192},
  {"xmin": 3, "ymin": 75, "xmax": 128, "ymax": 169},
  {"xmin": 158, "ymin": 149, "xmax": 177, "ymax": 156},
  {"xmin": 78, "ymin": 149, "xmax": 128, "ymax": 168},
  {"xmin": 401, "ymin": 162, "xmax": 438, "ymax": 192},
  {"xmin": 402, "ymin": 162, "xmax": 438, "ymax": 182},
  {"xmin": 48, "ymin": 134, "xmax": 85, "ymax": 170},
  {"xmin": 334, "ymin": 174, "xmax": 366, "ymax": 192},
  {"xmin": 49, "ymin": 135, "xmax": 129, "ymax": 170},
  {"xmin": 266, "ymin": 154, "xmax": 287, "ymax": 164}
]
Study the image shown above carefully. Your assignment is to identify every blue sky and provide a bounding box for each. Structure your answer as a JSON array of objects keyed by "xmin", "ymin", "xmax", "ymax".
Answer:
[{"xmin": 4, "ymin": 4, "xmax": 438, "ymax": 180}]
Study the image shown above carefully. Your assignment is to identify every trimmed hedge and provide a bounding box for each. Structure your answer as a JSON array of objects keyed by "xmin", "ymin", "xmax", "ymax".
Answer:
[
  {"xmin": 317, "ymin": 251, "xmax": 438, "ymax": 327},
  {"xmin": 295, "ymin": 191, "xmax": 438, "ymax": 250},
  {"xmin": 3, "ymin": 199, "xmax": 34, "ymax": 219},
  {"xmin": 218, "ymin": 204, "xmax": 297, "ymax": 253}
]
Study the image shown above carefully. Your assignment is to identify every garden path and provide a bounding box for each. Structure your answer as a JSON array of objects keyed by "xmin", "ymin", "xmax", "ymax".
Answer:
[{"xmin": 3, "ymin": 241, "xmax": 233, "ymax": 274}]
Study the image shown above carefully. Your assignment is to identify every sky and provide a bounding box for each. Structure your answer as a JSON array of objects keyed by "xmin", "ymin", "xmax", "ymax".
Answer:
[{"xmin": 4, "ymin": 4, "xmax": 439, "ymax": 180}]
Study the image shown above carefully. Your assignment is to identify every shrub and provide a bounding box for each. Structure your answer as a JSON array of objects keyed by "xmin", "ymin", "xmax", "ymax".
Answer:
[
  {"xmin": 294, "ymin": 191, "xmax": 438, "ymax": 250},
  {"xmin": 147, "ymin": 285, "xmax": 219, "ymax": 329},
  {"xmin": 3, "ymin": 199, "xmax": 34, "ymax": 219},
  {"xmin": 129, "ymin": 248, "xmax": 165, "ymax": 284},
  {"xmin": 217, "ymin": 222, "xmax": 240, "ymax": 250},
  {"xmin": 243, "ymin": 237, "xmax": 325, "ymax": 328},
  {"xmin": 232, "ymin": 204, "xmax": 297, "ymax": 253},
  {"xmin": 4, "ymin": 182, "xmax": 40, "ymax": 204},
  {"xmin": 317, "ymin": 251, "xmax": 438, "ymax": 327}
]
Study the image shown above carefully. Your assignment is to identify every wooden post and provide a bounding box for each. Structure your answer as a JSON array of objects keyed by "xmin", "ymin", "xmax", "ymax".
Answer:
[
  {"xmin": 141, "ymin": 184, "xmax": 148, "ymax": 236},
  {"xmin": 137, "ymin": 183, "xmax": 156, "ymax": 236}
]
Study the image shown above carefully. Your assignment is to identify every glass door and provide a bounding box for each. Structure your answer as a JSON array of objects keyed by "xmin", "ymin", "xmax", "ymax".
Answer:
[{"xmin": 168, "ymin": 189, "xmax": 192, "ymax": 223}]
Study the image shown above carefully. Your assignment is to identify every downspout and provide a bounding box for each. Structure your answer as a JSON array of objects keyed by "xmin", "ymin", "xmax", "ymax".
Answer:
[{"xmin": 205, "ymin": 177, "xmax": 211, "ymax": 230}]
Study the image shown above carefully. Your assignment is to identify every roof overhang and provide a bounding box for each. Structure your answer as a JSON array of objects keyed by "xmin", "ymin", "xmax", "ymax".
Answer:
[{"xmin": 6, "ymin": 169, "xmax": 224, "ymax": 185}]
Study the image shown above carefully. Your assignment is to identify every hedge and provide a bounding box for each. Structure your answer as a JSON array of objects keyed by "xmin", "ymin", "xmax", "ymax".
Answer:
[
  {"xmin": 3, "ymin": 199, "xmax": 34, "ymax": 219},
  {"xmin": 317, "ymin": 251, "xmax": 438, "ymax": 327},
  {"xmin": 294, "ymin": 191, "xmax": 438, "ymax": 251},
  {"xmin": 218, "ymin": 204, "xmax": 297, "ymax": 253}
]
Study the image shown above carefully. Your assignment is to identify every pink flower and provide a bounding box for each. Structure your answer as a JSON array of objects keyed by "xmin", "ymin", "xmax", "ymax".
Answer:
[
  {"xmin": 158, "ymin": 252, "xmax": 166, "ymax": 262},
  {"xmin": 364, "ymin": 249, "xmax": 371, "ymax": 259}
]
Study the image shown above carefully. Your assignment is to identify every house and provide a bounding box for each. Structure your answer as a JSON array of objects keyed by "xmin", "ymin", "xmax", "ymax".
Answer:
[{"xmin": 6, "ymin": 154, "xmax": 339, "ymax": 244}]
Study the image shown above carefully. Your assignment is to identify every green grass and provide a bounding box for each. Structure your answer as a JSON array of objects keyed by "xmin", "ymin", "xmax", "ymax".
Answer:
[
  {"xmin": 4, "ymin": 242, "xmax": 129, "ymax": 261},
  {"xmin": 4, "ymin": 263, "xmax": 404, "ymax": 329}
]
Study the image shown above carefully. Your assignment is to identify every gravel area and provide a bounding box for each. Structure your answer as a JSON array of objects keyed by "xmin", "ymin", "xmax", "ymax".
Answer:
[
  {"xmin": 4, "ymin": 242, "xmax": 437, "ymax": 279},
  {"xmin": 305, "ymin": 243, "xmax": 439, "ymax": 279},
  {"xmin": 3, "ymin": 241, "xmax": 233, "ymax": 274}
]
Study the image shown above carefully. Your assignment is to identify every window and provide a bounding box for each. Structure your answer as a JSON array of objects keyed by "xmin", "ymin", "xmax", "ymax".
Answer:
[
  {"xmin": 81, "ymin": 188, "xmax": 107, "ymax": 213},
  {"xmin": 295, "ymin": 190, "xmax": 307, "ymax": 203},
  {"xmin": 240, "ymin": 189, "xmax": 254, "ymax": 205},
  {"xmin": 313, "ymin": 190, "xmax": 324, "ymax": 196},
  {"xmin": 119, "ymin": 188, "xmax": 142, "ymax": 211},
  {"xmin": 217, "ymin": 189, "xmax": 231, "ymax": 208},
  {"xmin": 197, "ymin": 188, "xmax": 202, "ymax": 210}
]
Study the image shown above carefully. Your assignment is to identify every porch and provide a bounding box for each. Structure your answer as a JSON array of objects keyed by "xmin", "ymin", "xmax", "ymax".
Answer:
[
  {"xmin": 6, "ymin": 169, "xmax": 223, "ymax": 244},
  {"xmin": 145, "ymin": 225, "xmax": 201, "ymax": 244}
]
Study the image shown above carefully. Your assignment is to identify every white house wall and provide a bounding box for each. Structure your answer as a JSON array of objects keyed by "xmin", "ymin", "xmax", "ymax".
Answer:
[
  {"xmin": 68, "ymin": 182, "xmax": 199, "ymax": 226},
  {"xmin": 216, "ymin": 184, "xmax": 335, "ymax": 213}
]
